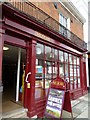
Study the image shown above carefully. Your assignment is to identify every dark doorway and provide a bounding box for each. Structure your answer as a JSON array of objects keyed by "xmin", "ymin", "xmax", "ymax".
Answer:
[{"xmin": 2, "ymin": 44, "xmax": 26, "ymax": 113}]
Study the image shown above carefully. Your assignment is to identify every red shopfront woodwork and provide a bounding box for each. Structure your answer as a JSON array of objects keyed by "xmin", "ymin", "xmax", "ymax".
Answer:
[{"xmin": 0, "ymin": 2, "xmax": 88, "ymax": 118}]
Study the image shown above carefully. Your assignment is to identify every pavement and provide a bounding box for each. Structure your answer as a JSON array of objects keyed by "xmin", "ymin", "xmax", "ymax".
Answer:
[{"xmin": 0, "ymin": 93, "xmax": 89, "ymax": 119}]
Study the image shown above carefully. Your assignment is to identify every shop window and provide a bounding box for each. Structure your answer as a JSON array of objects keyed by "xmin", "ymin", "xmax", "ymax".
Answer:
[
  {"xmin": 45, "ymin": 46, "xmax": 52, "ymax": 60},
  {"xmin": 36, "ymin": 43, "xmax": 44, "ymax": 59},
  {"xmin": 59, "ymin": 63, "xmax": 64, "ymax": 79},
  {"xmin": 65, "ymin": 63, "xmax": 69, "ymax": 81},
  {"xmin": 35, "ymin": 59, "xmax": 45, "ymax": 99},
  {"xmin": 64, "ymin": 52, "xmax": 68, "ymax": 62},
  {"xmin": 74, "ymin": 65, "xmax": 77, "ymax": 89},
  {"xmin": 54, "ymin": 49, "xmax": 58, "ymax": 60},
  {"xmin": 69, "ymin": 54, "xmax": 73, "ymax": 64},
  {"xmin": 70, "ymin": 65, "xmax": 73, "ymax": 90},
  {"xmin": 59, "ymin": 51, "xmax": 64, "ymax": 62},
  {"xmin": 77, "ymin": 66, "xmax": 80, "ymax": 88},
  {"xmin": 77, "ymin": 57, "xmax": 79, "ymax": 65},
  {"xmin": 74, "ymin": 56, "xmax": 76, "ymax": 65},
  {"xmin": 53, "ymin": 62, "xmax": 58, "ymax": 79}
]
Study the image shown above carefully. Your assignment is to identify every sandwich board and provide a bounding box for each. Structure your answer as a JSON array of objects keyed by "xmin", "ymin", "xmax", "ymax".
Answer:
[{"xmin": 44, "ymin": 77, "xmax": 73, "ymax": 119}]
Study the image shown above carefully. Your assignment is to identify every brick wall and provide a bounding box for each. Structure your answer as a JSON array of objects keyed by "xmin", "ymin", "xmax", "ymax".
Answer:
[
  {"xmin": 9, "ymin": 0, "xmax": 84, "ymax": 40},
  {"xmin": 32, "ymin": 2, "xmax": 84, "ymax": 40}
]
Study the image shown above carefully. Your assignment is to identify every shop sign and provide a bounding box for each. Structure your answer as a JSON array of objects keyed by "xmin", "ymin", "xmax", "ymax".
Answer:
[
  {"xmin": 45, "ymin": 88, "xmax": 64, "ymax": 118},
  {"xmin": 44, "ymin": 77, "xmax": 73, "ymax": 119}
]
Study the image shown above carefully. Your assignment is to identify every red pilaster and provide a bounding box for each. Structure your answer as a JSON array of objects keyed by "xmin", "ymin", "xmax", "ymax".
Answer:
[{"xmin": 26, "ymin": 40, "xmax": 37, "ymax": 117}]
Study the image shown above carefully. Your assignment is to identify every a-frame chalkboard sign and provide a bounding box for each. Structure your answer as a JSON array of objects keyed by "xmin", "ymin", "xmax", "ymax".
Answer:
[{"xmin": 44, "ymin": 77, "xmax": 73, "ymax": 119}]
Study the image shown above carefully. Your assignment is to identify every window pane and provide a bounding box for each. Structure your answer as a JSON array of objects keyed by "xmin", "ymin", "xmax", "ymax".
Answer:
[
  {"xmin": 74, "ymin": 66, "xmax": 77, "ymax": 89},
  {"xmin": 69, "ymin": 54, "xmax": 73, "ymax": 64},
  {"xmin": 77, "ymin": 66, "xmax": 80, "ymax": 88},
  {"xmin": 36, "ymin": 43, "xmax": 44, "ymax": 59},
  {"xmin": 55, "ymin": 49, "xmax": 58, "ymax": 60},
  {"xmin": 74, "ymin": 56, "xmax": 76, "ymax": 64},
  {"xmin": 59, "ymin": 63, "xmax": 64, "ymax": 79},
  {"xmin": 44, "ymin": 61, "xmax": 52, "ymax": 91},
  {"xmin": 45, "ymin": 46, "xmax": 52, "ymax": 60},
  {"xmin": 70, "ymin": 65, "xmax": 73, "ymax": 90},
  {"xmin": 64, "ymin": 53, "xmax": 68, "ymax": 62},
  {"xmin": 35, "ymin": 59, "xmax": 45, "ymax": 99},
  {"xmin": 53, "ymin": 62, "xmax": 58, "ymax": 79},
  {"xmin": 59, "ymin": 51, "xmax": 64, "ymax": 62},
  {"xmin": 77, "ymin": 57, "xmax": 80, "ymax": 65},
  {"xmin": 65, "ymin": 64, "xmax": 69, "ymax": 81}
]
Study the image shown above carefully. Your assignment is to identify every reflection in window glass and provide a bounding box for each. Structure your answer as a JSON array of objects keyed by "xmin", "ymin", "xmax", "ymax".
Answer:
[
  {"xmin": 74, "ymin": 66, "xmax": 77, "ymax": 89},
  {"xmin": 55, "ymin": 49, "xmax": 58, "ymax": 60},
  {"xmin": 45, "ymin": 46, "xmax": 52, "ymax": 60},
  {"xmin": 65, "ymin": 64, "xmax": 69, "ymax": 81},
  {"xmin": 53, "ymin": 62, "xmax": 58, "ymax": 79},
  {"xmin": 70, "ymin": 65, "xmax": 73, "ymax": 90},
  {"xmin": 59, "ymin": 51, "xmax": 64, "ymax": 62},
  {"xmin": 78, "ymin": 77, "xmax": 80, "ymax": 88},
  {"xmin": 74, "ymin": 56, "xmax": 76, "ymax": 65},
  {"xmin": 36, "ymin": 60, "xmax": 44, "ymax": 79},
  {"xmin": 69, "ymin": 54, "xmax": 73, "ymax": 64},
  {"xmin": 36, "ymin": 43, "xmax": 44, "ymax": 59},
  {"xmin": 45, "ymin": 61, "xmax": 52, "ymax": 80},
  {"xmin": 59, "ymin": 63, "xmax": 64, "ymax": 79},
  {"xmin": 77, "ymin": 57, "xmax": 79, "ymax": 65},
  {"xmin": 64, "ymin": 53, "xmax": 68, "ymax": 62},
  {"xmin": 35, "ymin": 59, "xmax": 45, "ymax": 99}
]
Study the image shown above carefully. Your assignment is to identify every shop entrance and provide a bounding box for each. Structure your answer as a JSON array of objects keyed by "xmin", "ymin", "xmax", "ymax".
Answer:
[{"xmin": 2, "ymin": 44, "xmax": 26, "ymax": 114}]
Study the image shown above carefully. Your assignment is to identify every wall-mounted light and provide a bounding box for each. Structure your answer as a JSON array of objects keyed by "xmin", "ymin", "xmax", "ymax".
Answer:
[{"xmin": 3, "ymin": 46, "xmax": 9, "ymax": 51}]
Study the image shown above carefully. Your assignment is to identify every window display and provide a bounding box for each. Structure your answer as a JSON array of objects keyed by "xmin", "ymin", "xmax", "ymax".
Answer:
[
  {"xmin": 59, "ymin": 51, "xmax": 63, "ymax": 62},
  {"xmin": 35, "ymin": 42, "xmax": 81, "ymax": 98}
]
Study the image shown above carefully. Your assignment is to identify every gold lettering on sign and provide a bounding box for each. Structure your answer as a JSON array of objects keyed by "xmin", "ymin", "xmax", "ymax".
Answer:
[
  {"xmin": 35, "ymin": 32, "xmax": 51, "ymax": 42},
  {"xmin": 52, "ymin": 81, "xmax": 64, "ymax": 86}
]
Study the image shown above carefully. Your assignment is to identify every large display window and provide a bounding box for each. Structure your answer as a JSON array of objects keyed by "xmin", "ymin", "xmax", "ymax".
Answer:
[{"xmin": 35, "ymin": 43, "xmax": 81, "ymax": 99}]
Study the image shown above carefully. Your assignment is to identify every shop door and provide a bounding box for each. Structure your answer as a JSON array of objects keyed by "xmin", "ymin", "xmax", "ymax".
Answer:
[{"xmin": 2, "ymin": 43, "xmax": 27, "ymax": 113}]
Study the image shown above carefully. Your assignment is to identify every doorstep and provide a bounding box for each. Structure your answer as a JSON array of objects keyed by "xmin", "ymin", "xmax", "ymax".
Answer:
[{"xmin": 2, "ymin": 107, "xmax": 28, "ymax": 118}]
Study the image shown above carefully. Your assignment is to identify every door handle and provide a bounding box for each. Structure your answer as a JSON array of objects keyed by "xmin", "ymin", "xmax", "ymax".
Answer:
[{"xmin": 25, "ymin": 72, "xmax": 31, "ymax": 83}]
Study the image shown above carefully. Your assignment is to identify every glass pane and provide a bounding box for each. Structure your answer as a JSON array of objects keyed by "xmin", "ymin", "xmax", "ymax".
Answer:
[
  {"xmin": 70, "ymin": 65, "xmax": 73, "ymax": 90},
  {"xmin": 35, "ymin": 60, "xmax": 45, "ymax": 99},
  {"xmin": 53, "ymin": 62, "xmax": 58, "ymax": 79},
  {"xmin": 64, "ymin": 53, "xmax": 68, "ymax": 62},
  {"xmin": 77, "ymin": 66, "xmax": 80, "ymax": 88},
  {"xmin": 77, "ymin": 66, "xmax": 80, "ymax": 77},
  {"xmin": 74, "ymin": 56, "xmax": 76, "ymax": 64},
  {"xmin": 78, "ymin": 77, "xmax": 80, "ymax": 88},
  {"xmin": 74, "ymin": 66, "xmax": 77, "ymax": 89},
  {"xmin": 77, "ymin": 57, "xmax": 80, "ymax": 65},
  {"xmin": 59, "ymin": 51, "xmax": 64, "ymax": 62},
  {"xmin": 45, "ymin": 46, "xmax": 52, "ymax": 60},
  {"xmin": 45, "ymin": 61, "xmax": 52, "ymax": 88},
  {"xmin": 65, "ymin": 64, "xmax": 69, "ymax": 82},
  {"xmin": 59, "ymin": 63, "xmax": 64, "ymax": 79},
  {"xmin": 36, "ymin": 43, "xmax": 44, "ymax": 59},
  {"xmin": 69, "ymin": 54, "xmax": 73, "ymax": 64},
  {"xmin": 55, "ymin": 49, "xmax": 58, "ymax": 60}
]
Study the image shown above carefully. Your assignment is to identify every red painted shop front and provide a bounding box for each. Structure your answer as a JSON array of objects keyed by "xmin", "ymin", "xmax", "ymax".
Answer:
[{"xmin": 0, "ymin": 2, "xmax": 88, "ymax": 118}]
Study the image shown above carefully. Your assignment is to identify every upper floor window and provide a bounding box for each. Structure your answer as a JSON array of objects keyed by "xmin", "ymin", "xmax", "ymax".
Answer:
[{"xmin": 60, "ymin": 14, "xmax": 67, "ymax": 28}]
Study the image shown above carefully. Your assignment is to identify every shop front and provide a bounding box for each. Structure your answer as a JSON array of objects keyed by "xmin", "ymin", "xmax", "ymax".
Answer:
[{"xmin": 0, "ymin": 2, "xmax": 88, "ymax": 118}]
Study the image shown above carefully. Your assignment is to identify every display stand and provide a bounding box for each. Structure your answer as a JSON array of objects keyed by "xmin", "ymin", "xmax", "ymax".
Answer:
[{"xmin": 44, "ymin": 77, "xmax": 73, "ymax": 119}]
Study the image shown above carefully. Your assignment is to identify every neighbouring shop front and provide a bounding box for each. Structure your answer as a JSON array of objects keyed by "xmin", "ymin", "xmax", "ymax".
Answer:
[{"xmin": 0, "ymin": 2, "xmax": 88, "ymax": 118}]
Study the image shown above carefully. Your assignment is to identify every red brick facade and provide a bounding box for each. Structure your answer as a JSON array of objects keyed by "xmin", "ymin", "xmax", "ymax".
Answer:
[{"xmin": 33, "ymin": 2, "xmax": 84, "ymax": 40}]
